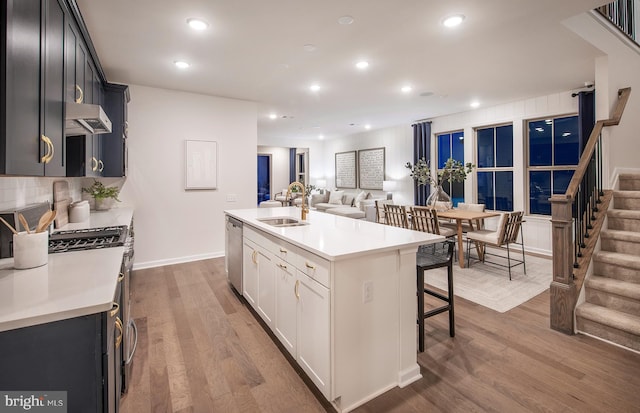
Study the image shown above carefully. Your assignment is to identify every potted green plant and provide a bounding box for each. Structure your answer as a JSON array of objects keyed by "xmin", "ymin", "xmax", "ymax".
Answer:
[
  {"xmin": 82, "ymin": 179, "xmax": 121, "ymax": 210},
  {"xmin": 405, "ymin": 157, "xmax": 474, "ymax": 209}
]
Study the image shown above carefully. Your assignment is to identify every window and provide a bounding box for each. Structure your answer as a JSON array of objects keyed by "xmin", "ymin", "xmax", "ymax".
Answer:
[
  {"xmin": 436, "ymin": 131, "xmax": 465, "ymax": 206},
  {"xmin": 296, "ymin": 151, "xmax": 308, "ymax": 185},
  {"xmin": 475, "ymin": 124, "xmax": 514, "ymax": 211},
  {"xmin": 527, "ymin": 116, "xmax": 579, "ymax": 215}
]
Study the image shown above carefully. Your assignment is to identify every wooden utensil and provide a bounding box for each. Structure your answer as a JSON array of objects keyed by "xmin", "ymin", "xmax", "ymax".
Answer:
[
  {"xmin": 0, "ymin": 217, "xmax": 18, "ymax": 235},
  {"xmin": 18, "ymin": 213, "xmax": 31, "ymax": 234},
  {"xmin": 54, "ymin": 199, "xmax": 70, "ymax": 228},
  {"xmin": 36, "ymin": 210, "xmax": 56, "ymax": 233}
]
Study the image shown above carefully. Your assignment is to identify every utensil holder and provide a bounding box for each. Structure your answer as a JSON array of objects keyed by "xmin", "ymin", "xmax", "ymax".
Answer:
[{"xmin": 13, "ymin": 231, "xmax": 48, "ymax": 269}]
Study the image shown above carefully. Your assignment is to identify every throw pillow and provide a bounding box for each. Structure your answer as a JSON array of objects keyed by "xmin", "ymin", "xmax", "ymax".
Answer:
[
  {"xmin": 342, "ymin": 193, "xmax": 355, "ymax": 207},
  {"xmin": 328, "ymin": 190, "xmax": 344, "ymax": 205},
  {"xmin": 354, "ymin": 191, "xmax": 367, "ymax": 208}
]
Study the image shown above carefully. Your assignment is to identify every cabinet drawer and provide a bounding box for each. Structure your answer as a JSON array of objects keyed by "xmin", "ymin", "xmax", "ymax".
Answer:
[
  {"xmin": 244, "ymin": 226, "xmax": 276, "ymax": 253},
  {"xmin": 291, "ymin": 253, "xmax": 330, "ymax": 288}
]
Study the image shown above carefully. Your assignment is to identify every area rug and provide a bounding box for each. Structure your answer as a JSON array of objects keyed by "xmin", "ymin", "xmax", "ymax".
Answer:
[{"xmin": 423, "ymin": 252, "xmax": 553, "ymax": 313}]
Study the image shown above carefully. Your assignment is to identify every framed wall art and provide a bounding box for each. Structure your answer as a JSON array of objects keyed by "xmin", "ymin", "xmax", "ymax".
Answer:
[
  {"xmin": 358, "ymin": 147, "xmax": 385, "ymax": 190},
  {"xmin": 335, "ymin": 151, "xmax": 357, "ymax": 189},
  {"xmin": 185, "ymin": 140, "xmax": 218, "ymax": 190}
]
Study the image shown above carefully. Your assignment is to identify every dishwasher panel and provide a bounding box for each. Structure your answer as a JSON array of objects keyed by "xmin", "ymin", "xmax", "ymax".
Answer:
[{"xmin": 226, "ymin": 215, "xmax": 243, "ymax": 294}]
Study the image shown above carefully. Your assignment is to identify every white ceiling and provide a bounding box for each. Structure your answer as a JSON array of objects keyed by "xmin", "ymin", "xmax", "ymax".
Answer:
[{"xmin": 76, "ymin": 0, "xmax": 607, "ymax": 142}]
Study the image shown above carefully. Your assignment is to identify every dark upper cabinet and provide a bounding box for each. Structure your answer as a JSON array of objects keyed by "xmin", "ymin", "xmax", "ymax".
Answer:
[
  {"xmin": 102, "ymin": 83, "xmax": 129, "ymax": 177},
  {"xmin": 0, "ymin": 0, "xmax": 66, "ymax": 176}
]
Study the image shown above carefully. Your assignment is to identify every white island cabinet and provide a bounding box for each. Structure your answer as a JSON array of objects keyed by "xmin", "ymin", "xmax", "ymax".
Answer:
[{"xmin": 225, "ymin": 207, "xmax": 443, "ymax": 412}]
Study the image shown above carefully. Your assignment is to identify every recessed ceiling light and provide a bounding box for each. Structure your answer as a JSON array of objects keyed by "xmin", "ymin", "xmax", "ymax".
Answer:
[
  {"xmin": 442, "ymin": 14, "xmax": 465, "ymax": 28},
  {"xmin": 356, "ymin": 61, "xmax": 369, "ymax": 70},
  {"xmin": 470, "ymin": 101, "xmax": 480, "ymax": 108},
  {"xmin": 401, "ymin": 85, "xmax": 412, "ymax": 93},
  {"xmin": 318, "ymin": 134, "xmax": 325, "ymax": 140},
  {"xmin": 338, "ymin": 15, "xmax": 354, "ymax": 25},
  {"xmin": 269, "ymin": 113, "xmax": 277, "ymax": 120},
  {"xmin": 364, "ymin": 124, "xmax": 371, "ymax": 130},
  {"xmin": 174, "ymin": 60, "xmax": 190, "ymax": 69},
  {"xmin": 187, "ymin": 18, "xmax": 209, "ymax": 31},
  {"xmin": 303, "ymin": 44, "xmax": 317, "ymax": 52},
  {"xmin": 310, "ymin": 84, "xmax": 321, "ymax": 92}
]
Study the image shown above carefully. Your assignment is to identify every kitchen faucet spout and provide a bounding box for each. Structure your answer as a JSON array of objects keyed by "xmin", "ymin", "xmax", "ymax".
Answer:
[{"xmin": 286, "ymin": 182, "xmax": 308, "ymax": 220}]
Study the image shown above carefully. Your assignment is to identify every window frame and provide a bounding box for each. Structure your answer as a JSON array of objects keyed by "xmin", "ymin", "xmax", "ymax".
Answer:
[
  {"xmin": 525, "ymin": 114, "xmax": 579, "ymax": 216},
  {"xmin": 474, "ymin": 123, "xmax": 514, "ymax": 212},
  {"xmin": 435, "ymin": 130, "xmax": 465, "ymax": 206}
]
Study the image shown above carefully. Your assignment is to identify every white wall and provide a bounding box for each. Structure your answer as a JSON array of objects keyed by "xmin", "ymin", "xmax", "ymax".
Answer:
[
  {"xmin": 121, "ymin": 85, "xmax": 257, "ymax": 269},
  {"xmin": 564, "ymin": 12, "xmax": 640, "ymax": 186}
]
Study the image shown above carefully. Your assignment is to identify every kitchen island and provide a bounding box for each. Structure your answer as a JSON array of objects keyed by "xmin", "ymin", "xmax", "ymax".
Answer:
[{"xmin": 224, "ymin": 207, "xmax": 443, "ymax": 412}]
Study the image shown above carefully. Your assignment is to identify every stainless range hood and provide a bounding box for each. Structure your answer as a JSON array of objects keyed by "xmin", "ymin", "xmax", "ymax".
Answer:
[{"xmin": 65, "ymin": 102, "xmax": 112, "ymax": 135}]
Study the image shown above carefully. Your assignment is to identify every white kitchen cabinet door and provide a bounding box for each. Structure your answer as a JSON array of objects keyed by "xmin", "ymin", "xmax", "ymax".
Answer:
[
  {"xmin": 256, "ymin": 249, "xmax": 276, "ymax": 328},
  {"xmin": 297, "ymin": 270, "xmax": 330, "ymax": 398},
  {"xmin": 242, "ymin": 239, "xmax": 258, "ymax": 309},
  {"xmin": 274, "ymin": 258, "xmax": 297, "ymax": 357}
]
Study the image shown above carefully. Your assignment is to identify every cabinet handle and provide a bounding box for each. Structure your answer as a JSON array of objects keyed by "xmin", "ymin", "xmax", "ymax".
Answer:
[
  {"xmin": 305, "ymin": 262, "xmax": 316, "ymax": 270},
  {"xmin": 126, "ymin": 319, "xmax": 138, "ymax": 364},
  {"xmin": 109, "ymin": 302, "xmax": 119, "ymax": 317},
  {"xmin": 294, "ymin": 279, "xmax": 300, "ymax": 299},
  {"xmin": 115, "ymin": 317, "xmax": 123, "ymax": 349},
  {"xmin": 40, "ymin": 135, "xmax": 53, "ymax": 163},
  {"xmin": 98, "ymin": 160, "xmax": 104, "ymax": 172},
  {"xmin": 91, "ymin": 157, "xmax": 98, "ymax": 171},
  {"xmin": 75, "ymin": 84, "xmax": 84, "ymax": 103},
  {"xmin": 118, "ymin": 272, "xmax": 125, "ymax": 282},
  {"xmin": 277, "ymin": 263, "xmax": 287, "ymax": 270},
  {"xmin": 279, "ymin": 248, "xmax": 287, "ymax": 253},
  {"xmin": 251, "ymin": 250, "xmax": 257, "ymax": 264}
]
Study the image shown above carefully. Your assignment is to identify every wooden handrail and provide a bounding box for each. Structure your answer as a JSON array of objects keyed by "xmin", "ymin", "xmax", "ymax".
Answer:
[
  {"xmin": 565, "ymin": 87, "xmax": 631, "ymax": 198},
  {"xmin": 550, "ymin": 87, "xmax": 631, "ymax": 334}
]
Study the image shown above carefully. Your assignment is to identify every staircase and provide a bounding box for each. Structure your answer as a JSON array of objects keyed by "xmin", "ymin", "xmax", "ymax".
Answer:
[{"xmin": 576, "ymin": 174, "xmax": 640, "ymax": 351}]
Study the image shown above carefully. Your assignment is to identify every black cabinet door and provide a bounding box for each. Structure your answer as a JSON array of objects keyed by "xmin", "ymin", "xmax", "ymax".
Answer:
[
  {"xmin": 1, "ymin": 0, "xmax": 43, "ymax": 176},
  {"xmin": 41, "ymin": 0, "xmax": 66, "ymax": 176},
  {"xmin": 102, "ymin": 83, "xmax": 129, "ymax": 177}
]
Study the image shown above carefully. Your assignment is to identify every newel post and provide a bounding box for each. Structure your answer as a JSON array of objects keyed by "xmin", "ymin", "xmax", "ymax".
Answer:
[{"xmin": 549, "ymin": 194, "xmax": 576, "ymax": 333}]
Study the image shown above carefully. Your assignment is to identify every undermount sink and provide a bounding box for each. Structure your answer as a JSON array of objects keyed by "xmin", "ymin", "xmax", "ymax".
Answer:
[{"xmin": 257, "ymin": 217, "xmax": 309, "ymax": 227}]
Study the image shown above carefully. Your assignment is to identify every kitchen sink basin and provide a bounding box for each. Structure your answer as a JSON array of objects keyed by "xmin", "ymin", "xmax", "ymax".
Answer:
[{"xmin": 257, "ymin": 217, "xmax": 309, "ymax": 227}]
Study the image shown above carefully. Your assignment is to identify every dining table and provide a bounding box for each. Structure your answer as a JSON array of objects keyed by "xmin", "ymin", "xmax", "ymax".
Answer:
[{"xmin": 437, "ymin": 209, "xmax": 501, "ymax": 268}]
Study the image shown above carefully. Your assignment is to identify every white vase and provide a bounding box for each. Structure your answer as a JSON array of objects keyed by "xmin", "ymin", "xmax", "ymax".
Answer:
[{"xmin": 426, "ymin": 184, "xmax": 452, "ymax": 211}]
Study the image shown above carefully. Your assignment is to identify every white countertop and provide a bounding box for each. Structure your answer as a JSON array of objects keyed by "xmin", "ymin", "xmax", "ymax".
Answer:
[
  {"xmin": 225, "ymin": 207, "xmax": 443, "ymax": 261},
  {"xmin": 0, "ymin": 206, "xmax": 134, "ymax": 333}
]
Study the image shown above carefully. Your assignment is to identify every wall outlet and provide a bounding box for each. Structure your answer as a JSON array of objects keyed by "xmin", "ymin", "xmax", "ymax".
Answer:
[
  {"xmin": 226, "ymin": 194, "xmax": 238, "ymax": 202},
  {"xmin": 363, "ymin": 281, "xmax": 373, "ymax": 303}
]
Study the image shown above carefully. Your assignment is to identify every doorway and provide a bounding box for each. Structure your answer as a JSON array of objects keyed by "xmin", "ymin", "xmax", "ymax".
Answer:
[{"xmin": 257, "ymin": 154, "xmax": 271, "ymax": 205}]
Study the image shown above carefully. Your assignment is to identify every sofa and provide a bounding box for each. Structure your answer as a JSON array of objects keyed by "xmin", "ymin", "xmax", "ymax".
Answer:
[{"xmin": 311, "ymin": 190, "xmax": 382, "ymax": 221}]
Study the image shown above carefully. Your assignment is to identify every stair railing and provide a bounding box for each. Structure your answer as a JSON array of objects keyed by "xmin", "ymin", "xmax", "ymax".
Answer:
[
  {"xmin": 597, "ymin": 1, "xmax": 636, "ymax": 42},
  {"xmin": 550, "ymin": 87, "xmax": 631, "ymax": 334}
]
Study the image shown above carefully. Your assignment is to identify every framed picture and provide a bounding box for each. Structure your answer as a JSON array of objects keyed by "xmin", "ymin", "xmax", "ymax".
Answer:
[
  {"xmin": 335, "ymin": 151, "xmax": 357, "ymax": 189},
  {"xmin": 185, "ymin": 140, "xmax": 218, "ymax": 190},
  {"xmin": 358, "ymin": 147, "xmax": 385, "ymax": 190}
]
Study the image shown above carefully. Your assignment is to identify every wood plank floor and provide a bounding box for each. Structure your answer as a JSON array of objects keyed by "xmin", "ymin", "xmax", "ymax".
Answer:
[{"xmin": 120, "ymin": 258, "xmax": 640, "ymax": 413}]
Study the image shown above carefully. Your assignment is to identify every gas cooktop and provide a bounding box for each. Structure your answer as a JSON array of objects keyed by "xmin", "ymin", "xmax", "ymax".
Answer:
[{"xmin": 49, "ymin": 226, "xmax": 128, "ymax": 253}]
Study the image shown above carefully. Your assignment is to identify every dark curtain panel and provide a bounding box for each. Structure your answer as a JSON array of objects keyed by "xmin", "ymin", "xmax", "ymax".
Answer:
[
  {"xmin": 412, "ymin": 121, "xmax": 432, "ymax": 205},
  {"xmin": 289, "ymin": 148, "xmax": 296, "ymax": 183},
  {"xmin": 578, "ymin": 91, "xmax": 595, "ymax": 151}
]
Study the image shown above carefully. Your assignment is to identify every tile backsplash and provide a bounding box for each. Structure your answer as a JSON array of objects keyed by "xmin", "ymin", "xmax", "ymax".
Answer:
[{"xmin": 0, "ymin": 177, "xmax": 83, "ymax": 211}]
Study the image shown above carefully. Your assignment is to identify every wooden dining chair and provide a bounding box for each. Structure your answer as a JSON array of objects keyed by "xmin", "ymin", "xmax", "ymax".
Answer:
[
  {"xmin": 410, "ymin": 206, "xmax": 456, "ymax": 238},
  {"xmin": 465, "ymin": 211, "xmax": 526, "ymax": 280},
  {"xmin": 375, "ymin": 199, "xmax": 394, "ymax": 224},
  {"xmin": 383, "ymin": 204, "xmax": 409, "ymax": 228}
]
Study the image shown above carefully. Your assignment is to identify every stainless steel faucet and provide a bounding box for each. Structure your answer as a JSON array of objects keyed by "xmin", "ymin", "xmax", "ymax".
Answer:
[{"xmin": 286, "ymin": 181, "xmax": 308, "ymax": 220}]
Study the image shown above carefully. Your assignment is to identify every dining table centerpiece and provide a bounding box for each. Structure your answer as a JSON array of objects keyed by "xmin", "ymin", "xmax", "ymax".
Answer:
[{"xmin": 405, "ymin": 157, "xmax": 474, "ymax": 210}]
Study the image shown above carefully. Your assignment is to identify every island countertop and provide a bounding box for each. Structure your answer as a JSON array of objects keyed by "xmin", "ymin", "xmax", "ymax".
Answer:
[
  {"xmin": 225, "ymin": 206, "xmax": 443, "ymax": 261},
  {"xmin": 0, "ymin": 207, "xmax": 134, "ymax": 333}
]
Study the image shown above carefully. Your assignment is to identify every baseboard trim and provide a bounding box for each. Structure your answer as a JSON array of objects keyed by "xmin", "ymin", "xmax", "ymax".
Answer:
[{"xmin": 133, "ymin": 251, "xmax": 225, "ymax": 270}]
